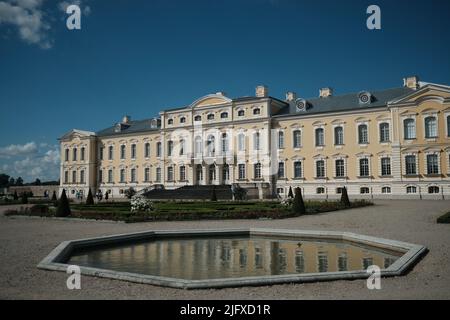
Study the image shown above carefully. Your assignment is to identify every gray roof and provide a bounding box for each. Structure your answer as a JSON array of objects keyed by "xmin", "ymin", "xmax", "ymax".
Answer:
[
  {"xmin": 96, "ymin": 118, "xmax": 160, "ymax": 137},
  {"xmin": 274, "ymin": 87, "xmax": 414, "ymax": 117}
]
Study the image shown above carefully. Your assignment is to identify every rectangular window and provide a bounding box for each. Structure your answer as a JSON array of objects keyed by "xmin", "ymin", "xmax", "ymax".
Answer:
[
  {"xmin": 404, "ymin": 119, "xmax": 416, "ymax": 139},
  {"xmin": 278, "ymin": 162, "xmax": 285, "ymax": 178},
  {"xmin": 405, "ymin": 155, "xmax": 417, "ymax": 175},
  {"xmin": 381, "ymin": 157, "xmax": 391, "ymax": 176},
  {"xmin": 316, "ymin": 160, "xmax": 325, "ymax": 178},
  {"xmin": 144, "ymin": 143, "xmax": 150, "ymax": 158},
  {"xmin": 64, "ymin": 171, "xmax": 68, "ymax": 183},
  {"xmin": 254, "ymin": 133, "xmax": 260, "ymax": 151},
  {"xmin": 99, "ymin": 147, "xmax": 104, "ymax": 160},
  {"xmin": 81, "ymin": 147, "xmax": 85, "ymax": 161},
  {"xmin": 99, "ymin": 170, "xmax": 103, "ymax": 183},
  {"xmin": 180, "ymin": 166, "xmax": 186, "ymax": 181},
  {"xmin": 108, "ymin": 146, "xmax": 113, "ymax": 160},
  {"xmin": 167, "ymin": 141, "xmax": 173, "ymax": 156},
  {"xmin": 359, "ymin": 158, "xmax": 370, "ymax": 177},
  {"xmin": 80, "ymin": 170, "xmax": 85, "ymax": 184},
  {"xmin": 334, "ymin": 127, "xmax": 344, "ymax": 145},
  {"xmin": 358, "ymin": 125, "xmax": 368, "ymax": 144},
  {"xmin": 156, "ymin": 142, "xmax": 161, "ymax": 157},
  {"xmin": 238, "ymin": 134, "xmax": 245, "ymax": 151},
  {"xmin": 131, "ymin": 144, "xmax": 136, "ymax": 159},
  {"xmin": 144, "ymin": 168, "xmax": 150, "ymax": 182},
  {"xmin": 293, "ymin": 130, "xmax": 301, "ymax": 148},
  {"xmin": 379, "ymin": 123, "xmax": 390, "ymax": 142},
  {"xmin": 167, "ymin": 167, "xmax": 174, "ymax": 181},
  {"xmin": 120, "ymin": 169, "xmax": 125, "ymax": 183},
  {"xmin": 294, "ymin": 161, "xmax": 302, "ymax": 178},
  {"xmin": 73, "ymin": 148, "xmax": 77, "ymax": 161},
  {"xmin": 335, "ymin": 159, "xmax": 345, "ymax": 177},
  {"xmin": 156, "ymin": 168, "xmax": 161, "ymax": 182},
  {"xmin": 238, "ymin": 164, "xmax": 246, "ymax": 179},
  {"xmin": 315, "ymin": 128, "xmax": 324, "ymax": 146},
  {"xmin": 278, "ymin": 131, "xmax": 284, "ymax": 149},
  {"xmin": 120, "ymin": 145, "xmax": 126, "ymax": 160},
  {"xmin": 130, "ymin": 168, "xmax": 136, "ymax": 182},
  {"xmin": 108, "ymin": 170, "xmax": 113, "ymax": 183},
  {"xmin": 65, "ymin": 149, "xmax": 69, "ymax": 162},
  {"xmin": 427, "ymin": 154, "xmax": 439, "ymax": 175},
  {"xmin": 254, "ymin": 163, "xmax": 262, "ymax": 179},
  {"xmin": 72, "ymin": 171, "xmax": 77, "ymax": 183}
]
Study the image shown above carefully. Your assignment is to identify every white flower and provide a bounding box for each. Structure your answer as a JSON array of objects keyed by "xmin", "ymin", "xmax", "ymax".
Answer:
[{"xmin": 130, "ymin": 195, "xmax": 154, "ymax": 213}]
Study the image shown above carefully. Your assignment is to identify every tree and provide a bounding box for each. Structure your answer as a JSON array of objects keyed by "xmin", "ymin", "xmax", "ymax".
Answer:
[
  {"xmin": 8, "ymin": 177, "xmax": 15, "ymax": 186},
  {"xmin": 124, "ymin": 187, "xmax": 136, "ymax": 199},
  {"xmin": 210, "ymin": 186, "xmax": 217, "ymax": 201},
  {"xmin": 51, "ymin": 191, "xmax": 57, "ymax": 201},
  {"xmin": 86, "ymin": 188, "xmax": 94, "ymax": 205},
  {"xmin": 21, "ymin": 192, "xmax": 28, "ymax": 204},
  {"xmin": 288, "ymin": 186, "xmax": 294, "ymax": 198},
  {"xmin": 340, "ymin": 186, "xmax": 351, "ymax": 207},
  {"xmin": 13, "ymin": 191, "xmax": 18, "ymax": 201},
  {"xmin": 34, "ymin": 178, "xmax": 41, "ymax": 186},
  {"xmin": 15, "ymin": 177, "xmax": 23, "ymax": 186},
  {"xmin": 56, "ymin": 189, "xmax": 71, "ymax": 217},
  {"xmin": 0, "ymin": 174, "xmax": 10, "ymax": 188},
  {"xmin": 292, "ymin": 187, "xmax": 305, "ymax": 215}
]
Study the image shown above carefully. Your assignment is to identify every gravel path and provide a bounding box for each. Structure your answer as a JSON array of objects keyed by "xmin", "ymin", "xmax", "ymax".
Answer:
[{"xmin": 0, "ymin": 200, "xmax": 449, "ymax": 300}]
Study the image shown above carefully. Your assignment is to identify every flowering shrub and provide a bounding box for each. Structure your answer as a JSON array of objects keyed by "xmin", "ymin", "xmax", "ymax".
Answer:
[{"xmin": 130, "ymin": 195, "xmax": 154, "ymax": 214}]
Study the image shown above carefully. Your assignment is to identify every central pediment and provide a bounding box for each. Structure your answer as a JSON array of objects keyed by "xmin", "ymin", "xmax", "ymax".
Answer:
[{"xmin": 190, "ymin": 93, "xmax": 232, "ymax": 108}]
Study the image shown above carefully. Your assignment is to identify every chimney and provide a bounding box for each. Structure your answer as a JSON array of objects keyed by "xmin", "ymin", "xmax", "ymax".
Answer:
[
  {"xmin": 286, "ymin": 91, "xmax": 297, "ymax": 102},
  {"xmin": 319, "ymin": 87, "xmax": 333, "ymax": 98},
  {"xmin": 122, "ymin": 115, "xmax": 131, "ymax": 124},
  {"xmin": 403, "ymin": 76, "xmax": 419, "ymax": 89},
  {"xmin": 255, "ymin": 85, "xmax": 268, "ymax": 98}
]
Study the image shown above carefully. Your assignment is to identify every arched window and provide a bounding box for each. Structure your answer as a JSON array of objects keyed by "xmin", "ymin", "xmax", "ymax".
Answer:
[
  {"xmin": 379, "ymin": 123, "xmax": 390, "ymax": 142},
  {"xmin": 316, "ymin": 187, "xmax": 325, "ymax": 194},
  {"xmin": 334, "ymin": 126, "xmax": 344, "ymax": 145},
  {"xmin": 238, "ymin": 110, "xmax": 245, "ymax": 117},
  {"xmin": 72, "ymin": 148, "xmax": 77, "ymax": 161},
  {"xmin": 179, "ymin": 139, "xmax": 185, "ymax": 155},
  {"xmin": 167, "ymin": 118, "xmax": 173, "ymax": 125},
  {"xmin": 167, "ymin": 140, "xmax": 173, "ymax": 156},
  {"xmin": 381, "ymin": 186, "xmax": 391, "ymax": 194},
  {"xmin": 406, "ymin": 186, "xmax": 417, "ymax": 194},
  {"xmin": 428, "ymin": 186, "xmax": 439, "ymax": 194},
  {"xmin": 131, "ymin": 144, "xmax": 136, "ymax": 159},
  {"xmin": 360, "ymin": 187, "xmax": 370, "ymax": 194},
  {"xmin": 194, "ymin": 115, "xmax": 202, "ymax": 121},
  {"xmin": 404, "ymin": 119, "xmax": 416, "ymax": 139},
  {"xmin": 207, "ymin": 113, "xmax": 215, "ymax": 120},
  {"xmin": 238, "ymin": 133, "xmax": 245, "ymax": 151},
  {"xmin": 108, "ymin": 146, "xmax": 114, "ymax": 160},
  {"xmin": 278, "ymin": 131, "xmax": 284, "ymax": 149},
  {"xmin": 315, "ymin": 128, "xmax": 324, "ymax": 146},
  {"xmin": 65, "ymin": 148, "xmax": 69, "ymax": 161},
  {"xmin": 358, "ymin": 124, "xmax": 368, "ymax": 144},
  {"xmin": 144, "ymin": 142, "xmax": 150, "ymax": 158},
  {"xmin": 207, "ymin": 135, "xmax": 215, "ymax": 156},
  {"xmin": 424, "ymin": 116, "xmax": 437, "ymax": 138},
  {"xmin": 221, "ymin": 133, "xmax": 229, "ymax": 153},
  {"xmin": 195, "ymin": 136, "xmax": 202, "ymax": 155},
  {"xmin": 220, "ymin": 112, "xmax": 228, "ymax": 119},
  {"xmin": 253, "ymin": 108, "xmax": 261, "ymax": 115},
  {"xmin": 293, "ymin": 130, "xmax": 301, "ymax": 148},
  {"xmin": 120, "ymin": 145, "xmax": 126, "ymax": 159},
  {"xmin": 180, "ymin": 117, "xmax": 186, "ymax": 123}
]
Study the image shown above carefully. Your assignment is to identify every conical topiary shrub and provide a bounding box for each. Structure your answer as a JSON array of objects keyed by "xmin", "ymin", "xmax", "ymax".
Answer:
[
  {"xmin": 105, "ymin": 192, "xmax": 109, "ymax": 201},
  {"xmin": 288, "ymin": 186, "xmax": 294, "ymax": 198},
  {"xmin": 13, "ymin": 191, "xmax": 19, "ymax": 201},
  {"xmin": 51, "ymin": 191, "xmax": 57, "ymax": 201},
  {"xmin": 86, "ymin": 188, "xmax": 94, "ymax": 205},
  {"xmin": 56, "ymin": 189, "xmax": 71, "ymax": 217},
  {"xmin": 211, "ymin": 186, "xmax": 218, "ymax": 201},
  {"xmin": 292, "ymin": 187, "xmax": 305, "ymax": 215},
  {"xmin": 340, "ymin": 186, "xmax": 351, "ymax": 207},
  {"xmin": 21, "ymin": 192, "xmax": 28, "ymax": 204}
]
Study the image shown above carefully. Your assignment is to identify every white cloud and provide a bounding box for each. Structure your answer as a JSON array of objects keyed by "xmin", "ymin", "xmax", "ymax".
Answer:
[
  {"xmin": 0, "ymin": 0, "xmax": 51, "ymax": 49},
  {"xmin": 0, "ymin": 142, "xmax": 38, "ymax": 158}
]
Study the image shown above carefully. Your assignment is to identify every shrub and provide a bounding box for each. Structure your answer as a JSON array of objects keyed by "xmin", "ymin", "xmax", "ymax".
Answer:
[
  {"xmin": 233, "ymin": 185, "xmax": 247, "ymax": 201},
  {"xmin": 30, "ymin": 204, "xmax": 49, "ymax": 214},
  {"xmin": 51, "ymin": 191, "xmax": 57, "ymax": 202},
  {"xmin": 13, "ymin": 191, "xmax": 18, "ymax": 201},
  {"xmin": 56, "ymin": 189, "xmax": 71, "ymax": 217},
  {"xmin": 124, "ymin": 187, "xmax": 136, "ymax": 199},
  {"xmin": 437, "ymin": 211, "xmax": 450, "ymax": 224},
  {"xmin": 130, "ymin": 195, "xmax": 154, "ymax": 213},
  {"xmin": 86, "ymin": 188, "xmax": 94, "ymax": 205},
  {"xmin": 288, "ymin": 186, "xmax": 294, "ymax": 198},
  {"xmin": 292, "ymin": 187, "xmax": 305, "ymax": 215},
  {"xmin": 105, "ymin": 192, "xmax": 109, "ymax": 201},
  {"xmin": 340, "ymin": 186, "xmax": 351, "ymax": 207},
  {"xmin": 21, "ymin": 192, "xmax": 28, "ymax": 204},
  {"xmin": 211, "ymin": 186, "xmax": 217, "ymax": 201}
]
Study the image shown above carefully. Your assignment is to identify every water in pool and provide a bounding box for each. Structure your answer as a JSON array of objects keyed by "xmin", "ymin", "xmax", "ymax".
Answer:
[{"xmin": 67, "ymin": 237, "xmax": 402, "ymax": 280}]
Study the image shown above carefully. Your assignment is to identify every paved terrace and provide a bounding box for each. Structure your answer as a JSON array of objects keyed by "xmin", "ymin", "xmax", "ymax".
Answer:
[{"xmin": 0, "ymin": 200, "xmax": 449, "ymax": 299}]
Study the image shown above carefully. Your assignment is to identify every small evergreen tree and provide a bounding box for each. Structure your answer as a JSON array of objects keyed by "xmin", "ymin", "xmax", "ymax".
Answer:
[
  {"xmin": 288, "ymin": 186, "xmax": 294, "ymax": 198},
  {"xmin": 105, "ymin": 192, "xmax": 109, "ymax": 201},
  {"xmin": 13, "ymin": 191, "xmax": 18, "ymax": 201},
  {"xmin": 292, "ymin": 187, "xmax": 305, "ymax": 215},
  {"xmin": 86, "ymin": 188, "xmax": 94, "ymax": 205},
  {"xmin": 340, "ymin": 186, "xmax": 351, "ymax": 207},
  {"xmin": 210, "ymin": 186, "xmax": 218, "ymax": 201},
  {"xmin": 51, "ymin": 191, "xmax": 57, "ymax": 201},
  {"xmin": 56, "ymin": 189, "xmax": 71, "ymax": 217},
  {"xmin": 21, "ymin": 192, "xmax": 28, "ymax": 204}
]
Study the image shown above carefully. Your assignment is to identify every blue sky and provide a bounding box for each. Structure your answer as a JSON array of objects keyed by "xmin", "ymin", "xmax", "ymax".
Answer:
[{"xmin": 1, "ymin": 0, "xmax": 450, "ymax": 182}]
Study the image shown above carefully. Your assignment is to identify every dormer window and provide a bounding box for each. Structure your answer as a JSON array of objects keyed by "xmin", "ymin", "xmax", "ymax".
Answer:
[
  {"xmin": 295, "ymin": 98, "xmax": 307, "ymax": 112},
  {"xmin": 238, "ymin": 110, "xmax": 245, "ymax": 117},
  {"xmin": 180, "ymin": 117, "xmax": 186, "ymax": 123},
  {"xmin": 168, "ymin": 118, "xmax": 174, "ymax": 125},
  {"xmin": 207, "ymin": 113, "xmax": 215, "ymax": 120},
  {"xmin": 253, "ymin": 108, "xmax": 261, "ymax": 115},
  {"xmin": 358, "ymin": 91, "xmax": 372, "ymax": 105},
  {"xmin": 220, "ymin": 112, "xmax": 228, "ymax": 119}
]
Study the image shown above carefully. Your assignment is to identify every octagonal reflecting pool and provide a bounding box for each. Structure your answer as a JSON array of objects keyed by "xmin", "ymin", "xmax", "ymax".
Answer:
[{"xmin": 67, "ymin": 236, "xmax": 402, "ymax": 280}]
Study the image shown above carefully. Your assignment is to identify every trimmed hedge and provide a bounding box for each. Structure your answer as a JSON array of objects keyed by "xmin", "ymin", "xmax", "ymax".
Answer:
[{"xmin": 437, "ymin": 212, "xmax": 450, "ymax": 224}]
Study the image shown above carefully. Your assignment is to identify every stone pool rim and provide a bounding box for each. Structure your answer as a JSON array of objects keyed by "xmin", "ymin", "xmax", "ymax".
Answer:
[{"xmin": 37, "ymin": 228, "xmax": 427, "ymax": 290}]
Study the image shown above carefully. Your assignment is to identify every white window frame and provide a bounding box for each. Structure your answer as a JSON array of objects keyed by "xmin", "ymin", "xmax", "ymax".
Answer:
[
  {"xmin": 378, "ymin": 121, "xmax": 391, "ymax": 143},
  {"xmin": 292, "ymin": 129, "xmax": 302, "ymax": 149},
  {"xmin": 357, "ymin": 122, "xmax": 369, "ymax": 145},
  {"xmin": 425, "ymin": 151, "xmax": 440, "ymax": 175},
  {"xmin": 333, "ymin": 125, "xmax": 344, "ymax": 146},
  {"xmin": 404, "ymin": 153, "xmax": 418, "ymax": 175},
  {"xmin": 402, "ymin": 116, "xmax": 416, "ymax": 140},
  {"xmin": 423, "ymin": 114, "xmax": 438, "ymax": 139}
]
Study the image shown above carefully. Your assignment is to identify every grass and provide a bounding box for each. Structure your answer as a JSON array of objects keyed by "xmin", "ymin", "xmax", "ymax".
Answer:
[
  {"xmin": 437, "ymin": 211, "xmax": 450, "ymax": 224},
  {"xmin": 5, "ymin": 199, "xmax": 373, "ymax": 223}
]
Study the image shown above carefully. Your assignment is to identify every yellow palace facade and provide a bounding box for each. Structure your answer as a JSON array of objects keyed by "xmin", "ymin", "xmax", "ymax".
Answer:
[{"xmin": 59, "ymin": 76, "xmax": 450, "ymax": 199}]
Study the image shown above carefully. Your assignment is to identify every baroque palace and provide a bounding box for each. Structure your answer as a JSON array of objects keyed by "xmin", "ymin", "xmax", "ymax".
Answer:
[{"xmin": 59, "ymin": 76, "xmax": 450, "ymax": 199}]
